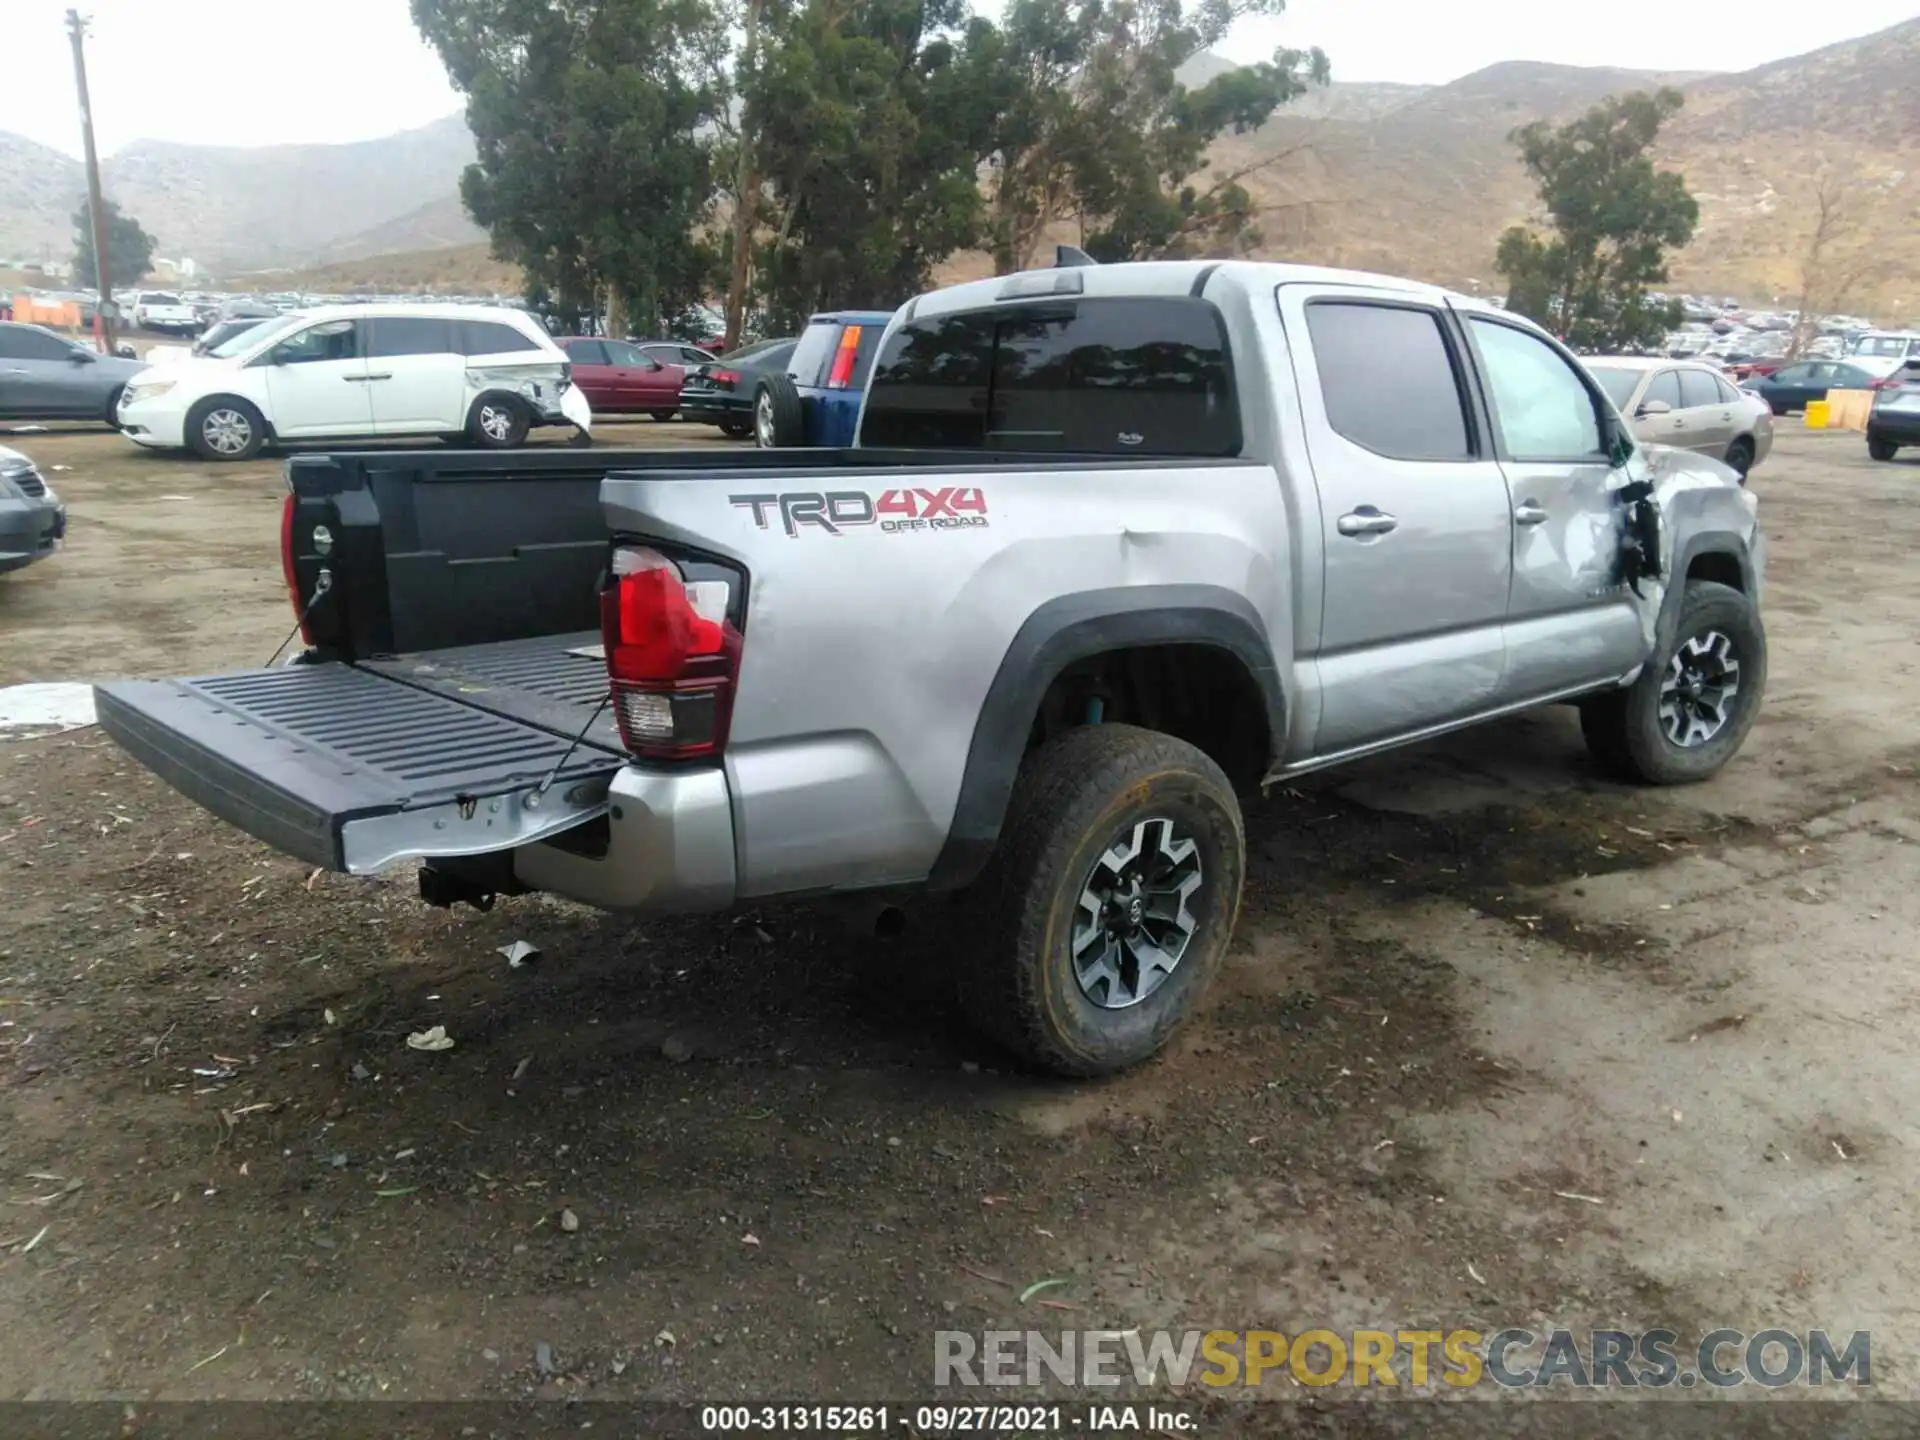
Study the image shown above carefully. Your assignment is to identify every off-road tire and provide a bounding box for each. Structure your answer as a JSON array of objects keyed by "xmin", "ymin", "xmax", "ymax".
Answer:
[
  {"xmin": 185, "ymin": 395, "xmax": 267, "ymax": 462},
  {"xmin": 1580, "ymin": 579, "xmax": 1766, "ymax": 785},
  {"xmin": 1868, "ymin": 438, "xmax": 1898, "ymax": 462},
  {"xmin": 957, "ymin": 724, "xmax": 1245, "ymax": 1077},
  {"xmin": 466, "ymin": 394, "xmax": 531, "ymax": 449},
  {"xmin": 753, "ymin": 372, "xmax": 806, "ymax": 448}
]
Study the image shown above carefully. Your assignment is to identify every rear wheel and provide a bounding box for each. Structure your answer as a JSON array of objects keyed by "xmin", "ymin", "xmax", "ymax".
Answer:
[
  {"xmin": 185, "ymin": 396, "xmax": 266, "ymax": 461},
  {"xmin": 1723, "ymin": 436, "xmax": 1754, "ymax": 478},
  {"xmin": 650, "ymin": 408, "xmax": 678, "ymax": 423},
  {"xmin": 1868, "ymin": 437, "xmax": 1898, "ymax": 462},
  {"xmin": 718, "ymin": 419, "xmax": 752, "ymax": 439},
  {"xmin": 467, "ymin": 394, "xmax": 530, "ymax": 449},
  {"xmin": 1580, "ymin": 579, "xmax": 1765, "ymax": 785},
  {"xmin": 957, "ymin": 724, "xmax": 1245, "ymax": 1077}
]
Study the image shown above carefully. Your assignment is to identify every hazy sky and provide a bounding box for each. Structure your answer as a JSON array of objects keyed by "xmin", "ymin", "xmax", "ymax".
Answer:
[{"xmin": 8, "ymin": 0, "xmax": 1918, "ymax": 157}]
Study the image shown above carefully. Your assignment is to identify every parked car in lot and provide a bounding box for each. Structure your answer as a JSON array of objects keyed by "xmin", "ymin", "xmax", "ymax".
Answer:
[
  {"xmin": 116, "ymin": 304, "xmax": 593, "ymax": 460},
  {"xmin": 1866, "ymin": 360, "xmax": 1920, "ymax": 462},
  {"xmin": 1583, "ymin": 356, "xmax": 1773, "ymax": 478},
  {"xmin": 555, "ymin": 336, "xmax": 698, "ymax": 420},
  {"xmin": 1845, "ymin": 331, "xmax": 1920, "ymax": 379},
  {"xmin": 678, "ymin": 337, "xmax": 797, "ymax": 437},
  {"xmin": 94, "ymin": 257, "xmax": 1766, "ymax": 1077},
  {"xmin": 752, "ymin": 310, "xmax": 892, "ymax": 447},
  {"xmin": 0, "ymin": 443, "xmax": 65, "ymax": 575},
  {"xmin": 0, "ymin": 320, "xmax": 150, "ymax": 425},
  {"xmin": 1742, "ymin": 360, "xmax": 1884, "ymax": 415},
  {"xmin": 131, "ymin": 291, "xmax": 201, "ymax": 335}
]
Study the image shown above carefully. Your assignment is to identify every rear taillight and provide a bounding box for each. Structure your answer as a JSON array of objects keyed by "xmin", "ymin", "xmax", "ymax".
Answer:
[
  {"xmin": 711, "ymin": 368, "xmax": 740, "ymax": 387},
  {"xmin": 598, "ymin": 545, "xmax": 743, "ymax": 760},
  {"xmin": 826, "ymin": 325, "xmax": 862, "ymax": 389},
  {"xmin": 279, "ymin": 491, "xmax": 313, "ymax": 645}
]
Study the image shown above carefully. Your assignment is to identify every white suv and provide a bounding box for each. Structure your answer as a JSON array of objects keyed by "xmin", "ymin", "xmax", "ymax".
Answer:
[{"xmin": 115, "ymin": 304, "xmax": 593, "ymax": 460}]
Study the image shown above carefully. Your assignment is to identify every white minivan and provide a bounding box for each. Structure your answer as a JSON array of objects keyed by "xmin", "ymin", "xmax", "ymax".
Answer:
[{"xmin": 116, "ymin": 303, "xmax": 593, "ymax": 460}]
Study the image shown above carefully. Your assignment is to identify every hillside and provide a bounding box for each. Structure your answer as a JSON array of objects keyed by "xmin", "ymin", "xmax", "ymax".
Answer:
[
  {"xmin": 0, "ymin": 116, "xmax": 479, "ymax": 272},
  {"xmin": 237, "ymin": 242, "xmax": 520, "ymax": 296},
  {"xmin": 4, "ymin": 18, "xmax": 1917, "ymax": 311}
]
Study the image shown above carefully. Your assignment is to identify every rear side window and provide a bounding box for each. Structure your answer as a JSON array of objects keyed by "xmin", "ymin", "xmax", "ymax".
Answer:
[
  {"xmin": 365, "ymin": 316, "xmax": 452, "ymax": 358},
  {"xmin": 0, "ymin": 325, "xmax": 74, "ymax": 361},
  {"xmin": 561, "ymin": 338, "xmax": 608, "ymax": 365},
  {"xmin": 1678, "ymin": 369, "xmax": 1722, "ymax": 409},
  {"xmin": 787, "ymin": 320, "xmax": 842, "ymax": 387},
  {"xmin": 459, "ymin": 319, "xmax": 541, "ymax": 356},
  {"xmin": 1305, "ymin": 301, "xmax": 1471, "ymax": 461},
  {"xmin": 1713, "ymin": 375, "xmax": 1741, "ymax": 404},
  {"xmin": 860, "ymin": 297, "xmax": 1239, "ymax": 455}
]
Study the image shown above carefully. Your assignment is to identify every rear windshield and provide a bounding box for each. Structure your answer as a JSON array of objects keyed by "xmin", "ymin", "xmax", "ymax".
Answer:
[
  {"xmin": 1585, "ymin": 366, "xmax": 1641, "ymax": 410},
  {"xmin": 859, "ymin": 297, "xmax": 1240, "ymax": 455}
]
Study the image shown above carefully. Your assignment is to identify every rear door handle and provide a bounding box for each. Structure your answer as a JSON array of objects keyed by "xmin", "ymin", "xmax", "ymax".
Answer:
[
  {"xmin": 1336, "ymin": 507, "xmax": 1398, "ymax": 537},
  {"xmin": 364, "ymin": 372, "xmax": 393, "ymax": 382},
  {"xmin": 1514, "ymin": 501, "xmax": 1549, "ymax": 526}
]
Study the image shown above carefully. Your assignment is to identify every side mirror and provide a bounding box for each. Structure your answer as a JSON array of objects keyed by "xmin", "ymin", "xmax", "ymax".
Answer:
[
  {"xmin": 647, "ymin": 358, "xmax": 664, "ymax": 371},
  {"xmin": 70, "ymin": 349, "xmax": 96, "ymax": 364},
  {"xmin": 1636, "ymin": 398, "xmax": 1671, "ymax": 417}
]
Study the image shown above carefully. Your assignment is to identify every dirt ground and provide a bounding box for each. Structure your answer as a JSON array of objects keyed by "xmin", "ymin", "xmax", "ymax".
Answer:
[{"xmin": 2, "ymin": 422, "xmax": 1918, "ymax": 1424}]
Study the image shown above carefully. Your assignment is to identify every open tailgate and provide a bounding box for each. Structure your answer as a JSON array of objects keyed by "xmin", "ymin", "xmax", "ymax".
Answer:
[{"xmin": 94, "ymin": 663, "xmax": 622, "ymax": 874}]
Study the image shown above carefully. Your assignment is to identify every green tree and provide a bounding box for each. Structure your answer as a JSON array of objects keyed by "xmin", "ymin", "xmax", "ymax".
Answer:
[
  {"xmin": 1494, "ymin": 88, "xmax": 1698, "ymax": 352},
  {"xmin": 73, "ymin": 198, "xmax": 156, "ymax": 291},
  {"xmin": 732, "ymin": 0, "xmax": 1001, "ymax": 331},
  {"xmin": 982, "ymin": 0, "xmax": 1327, "ymax": 273},
  {"xmin": 411, "ymin": 0, "xmax": 726, "ymax": 333}
]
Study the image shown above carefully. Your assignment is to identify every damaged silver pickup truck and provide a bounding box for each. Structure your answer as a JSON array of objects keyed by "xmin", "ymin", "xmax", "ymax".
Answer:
[{"xmin": 95, "ymin": 259, "xmax": 1766, "ymax": 1075}]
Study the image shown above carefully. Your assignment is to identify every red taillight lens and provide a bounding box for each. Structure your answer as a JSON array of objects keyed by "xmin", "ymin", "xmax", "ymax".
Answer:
[
  {"xmin": 826, "ymin": 325, "xmax": 862, "ymax": 389},
  {"xmin": 598, "ymin": 546, "xmax": 743, "ymax": 760},
  {"xmin": 711, "ymin": 368, "xmax": 740, "ymax": 387},
  {"xmin": 279, "ymin": 491, "xmax": 313, "ymax": 645}
]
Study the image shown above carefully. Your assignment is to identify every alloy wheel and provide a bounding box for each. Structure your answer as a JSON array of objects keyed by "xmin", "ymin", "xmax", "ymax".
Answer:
[
  {"xmin": 203, "ymin": 409, "xmax": 252, "ymax": 456},
  {"xmin": 479, "ymin": 404, "xmax": 513, "ymax": 442},
  {"xmin": 755, "ymin": 392, "xmax": 775, "ymax": 447},
  {"xmin": 1659, "ymin": 630, "xmax": 1740, "ymax": 747},
  {"xmin": 1070, "ymin": 816, "xmax": 1204, "ymax": 1009}
]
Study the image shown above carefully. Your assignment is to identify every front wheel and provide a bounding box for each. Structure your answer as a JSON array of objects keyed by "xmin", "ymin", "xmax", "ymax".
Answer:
[
  {"xmin": 1868, "ymin": 437, "xmax": 1898, "ymax": 462},
  {"xmin": 185, "ymin": 396, "xmax": 267, "ymax": 461},
  {"xmin": 957, "ymin": 724, "xmax": 1245, "ymax": 1077},
  {"xmin": 467, "ymin": 394, "xmax": 530, "ymax": 449},
  {"xmin": 1580, "ymin": 579, "xmax": 1766, "ymax": 785}
]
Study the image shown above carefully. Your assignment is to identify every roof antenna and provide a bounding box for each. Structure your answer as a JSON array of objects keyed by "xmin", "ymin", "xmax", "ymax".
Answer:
[{"xmin": 1054, "ymin": 244, "xmax": 1097, "ymax": 268}]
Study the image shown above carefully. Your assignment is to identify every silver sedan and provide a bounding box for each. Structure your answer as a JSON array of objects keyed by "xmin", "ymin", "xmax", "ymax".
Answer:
[{"xmin": 1583, "ymin": 356, "xmax": 1774, "ymax": 479}]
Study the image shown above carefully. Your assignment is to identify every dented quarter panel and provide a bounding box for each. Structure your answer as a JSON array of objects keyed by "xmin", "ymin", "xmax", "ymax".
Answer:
[{"xmin": 466, "ymin": 359, "xmax": 584, "ymax": 427}]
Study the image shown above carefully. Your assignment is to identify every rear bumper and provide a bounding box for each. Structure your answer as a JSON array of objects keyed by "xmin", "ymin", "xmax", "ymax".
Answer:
[
  {"xmin": 681, "ymin": 394, "xmax": 747, "ymax": 424},
  {"xmin": 513, "ymin": 764, "xmax": 738, "ymax": 912}
]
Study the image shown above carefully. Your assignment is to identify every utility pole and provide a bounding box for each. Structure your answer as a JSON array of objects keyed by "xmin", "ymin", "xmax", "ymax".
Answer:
[{"xmin": 67, "ymin": 9, "xmax": 117, "ymax": 353}]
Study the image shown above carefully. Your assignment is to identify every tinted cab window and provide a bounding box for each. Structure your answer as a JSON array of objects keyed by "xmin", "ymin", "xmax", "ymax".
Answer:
[
  {"xmin": 861, "ymin": 297, "xmax": 1239, "ymax": 454},
  {"xmin": 1305, "ymin": 301, "xmax": 1470, "ymax": 461}
]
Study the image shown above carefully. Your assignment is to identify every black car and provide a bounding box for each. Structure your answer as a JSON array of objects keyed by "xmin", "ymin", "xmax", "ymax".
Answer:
[
  {"xmin": 1866, "ymin": 361, "xmax": 1920, "ymax": 462},
  {"xmin": 678, "ymin": 337, "xmax": 797, "ymax": 437},
  {"xmin": 1744, "ymin": 360, "xmax": 1882, "ymax": 415}
]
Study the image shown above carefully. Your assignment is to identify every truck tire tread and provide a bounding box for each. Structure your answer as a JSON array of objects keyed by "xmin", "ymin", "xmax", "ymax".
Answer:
[
  {"xmin": 1580, "ymin": 579, "xmax": 1765, "ymax": 785},
  {"xmin": 957, "ymin": 724, "xmax": 1244, "ymax": 1077}
]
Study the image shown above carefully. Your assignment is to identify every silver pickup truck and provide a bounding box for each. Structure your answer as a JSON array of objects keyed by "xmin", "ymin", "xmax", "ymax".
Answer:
[{"xmin": 95, "ymin": 258, "xmax": 1766, "ymax": 1076}]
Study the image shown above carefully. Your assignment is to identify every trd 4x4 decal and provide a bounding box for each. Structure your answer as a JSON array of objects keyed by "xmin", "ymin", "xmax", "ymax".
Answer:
[{"xmin": 730, "ymin": 487, "xmax": 990, "ymax": 537}]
